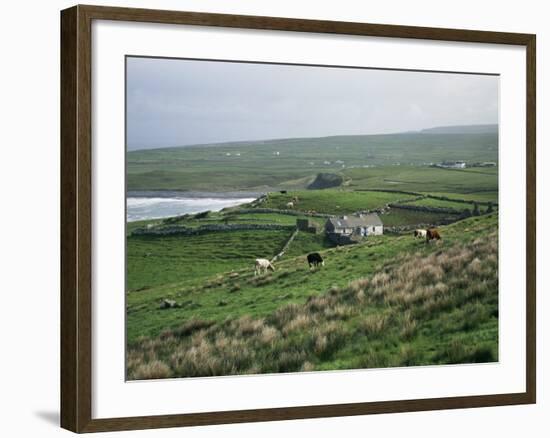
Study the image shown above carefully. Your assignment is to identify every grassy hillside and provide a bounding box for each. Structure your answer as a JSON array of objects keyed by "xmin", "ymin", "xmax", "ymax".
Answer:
[
  {"xmin": 127, "ymin": 132, "xmax": 498, "ymax": 192},
  {"xmin": 342, "ymin": 165, "xmax": 497, "ymax": 195},
  {"xmin": 126, "ymin": 129, "xmax": 499, "ymax": 379},
  {"xmin": 420, "ymin": 124, "xmax": 497, "ymax": 134},
  {"xmin": 257, "ymin": 190, "xmax": 415, "ymax": 214},
  {"xmin": 127, "ymin": 214, "xmax": 498, "ymax": 379},
  {"xmin": 127, "ymin": 229, "xmax": 293, "ymax": 291}
]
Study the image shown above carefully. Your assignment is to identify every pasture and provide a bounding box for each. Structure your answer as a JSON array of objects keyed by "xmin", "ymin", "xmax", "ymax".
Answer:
[
  {"xmin": 127, "ymin": 132, "xmax": 498, "ymax": 192},
  {"xmin": 423, "ymin": 191, "xmax": 499, "ymax": 203},
  {"xmin": 377, "ymin": 209, "xmax": 457, "ymax": 227},
  {"xmin": 342, "ymin": 165, "xmax": 497, "ymax": 194},
  {"xmin": 126, "ymin": 129, "xmax": 499, "ymax": 378},
  {"xmin": 127, "ymin": 229, "xmax": 293, "ymax": 291},
  {"xmin": 257, "ymin": 190, "xmax": 416, "ymax": 214},
  {"xmin": 127, "ymin": 214, "xmax": 498, "ymax": 377}
]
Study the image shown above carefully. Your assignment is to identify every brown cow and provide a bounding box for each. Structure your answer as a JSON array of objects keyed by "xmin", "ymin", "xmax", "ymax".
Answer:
[{"xmin": 426, "ymin": 228, "xmax": 441, "ymax": 242}]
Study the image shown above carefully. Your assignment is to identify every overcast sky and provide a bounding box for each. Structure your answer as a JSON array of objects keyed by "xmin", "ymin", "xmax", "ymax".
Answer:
[{"xmin": 126, "ymin": 57, "xmax": 498, "ymax": 151}]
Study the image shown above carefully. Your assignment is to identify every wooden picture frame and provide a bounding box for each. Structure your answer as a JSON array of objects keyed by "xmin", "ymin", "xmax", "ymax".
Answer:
[{"xmin": 61, "ymin": 4, "xmax": 536, "ymax": 433}]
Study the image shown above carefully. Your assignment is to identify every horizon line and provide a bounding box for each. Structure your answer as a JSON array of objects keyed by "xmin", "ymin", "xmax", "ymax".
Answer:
[{"xmin": 127, "ymin": 123, "xmax": 498, "ymax": 153}]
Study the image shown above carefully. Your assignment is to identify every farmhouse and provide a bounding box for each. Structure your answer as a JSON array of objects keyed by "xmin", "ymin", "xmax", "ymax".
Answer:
[{"xmin": 325, "ymin": 213, "xmax": 383, "ymax": 244}]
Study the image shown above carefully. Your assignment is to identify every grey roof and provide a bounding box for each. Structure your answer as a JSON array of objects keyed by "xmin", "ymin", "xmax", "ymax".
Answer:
[{"xmin": 327, "ymin": 213, "xmax": 383, "ymax": 229}]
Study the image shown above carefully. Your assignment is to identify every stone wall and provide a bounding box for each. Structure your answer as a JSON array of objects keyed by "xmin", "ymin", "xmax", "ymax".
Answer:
[
  {"xmin": 132, "ymin": 223, "xmax": 295, "ymax": 236},
  {"xmin": 271, "ymin": 228, "xmax": 299, "ymax": 262},
  {"xmin": 237, "ymin": 208, "xmax": 333, "ymax": 218},
  {"xmin": 387, "ymin": 203, "xmax": 464, "ymax": 215}
]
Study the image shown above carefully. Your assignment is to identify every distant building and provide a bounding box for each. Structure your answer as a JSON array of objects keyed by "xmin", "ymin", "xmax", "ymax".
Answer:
[
  {"xmin": 325, "ymin": 213, "xmax": 383, "ymax": 244},
  {"xmin": 436, "ymin": 160, "xmax": 466, "ymax": 169}
]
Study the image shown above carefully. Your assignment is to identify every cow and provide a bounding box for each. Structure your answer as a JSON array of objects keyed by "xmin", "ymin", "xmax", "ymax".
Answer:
[
  {"xmin": 286, "ymin": 201, "xmax": 294, "ymax": 209},
  {"xmin": 307, "ymin": 252, "xmax": 324, "ymax": 268},
  {"xmin": 414, "ymin": 229, "xmax": 427, "ymax": 239},
  {"xmin": 254, "ymin": 258, "xmax": 275, "ymax": 276},
  {"xmin": 426, "ymin": 228, "xmax": 441, "ymax": 243}
]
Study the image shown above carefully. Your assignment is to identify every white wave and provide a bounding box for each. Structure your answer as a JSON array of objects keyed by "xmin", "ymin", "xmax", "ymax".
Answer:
[{"xmin": 126, "ymin": 196, "xmax": 255, "ymax": 222}]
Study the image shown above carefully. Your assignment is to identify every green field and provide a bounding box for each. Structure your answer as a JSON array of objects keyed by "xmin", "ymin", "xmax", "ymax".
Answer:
[
  {"xmin": 405, "ymin": 197, "xmax": 493, "ymax": 212},
  {"xmin": 127, "ymin": 229, "xmax": 293, "ymax": 291},
  {"xmin": 127, "ymin": 132, "xmax": 498, "ymax": 192},
  {"xmin": 342, "ymin": 165, "xmax": 497, "ymax": 194},
  {"xmin": 377, "ymin": 209, "xmax": 457, "ymax": 227},
  {"xmin": 155, "ymin": 211, "xmax": 302, "ymax": 228},
  {"xmin": 126, "ymin": 130, "xmax": 499, "ymax": 379},
  {"xmin": 127, "ymin": 214, "xmax": 498, "ymax": 378},
  {"xmin": 258, "ymin": 190, "xmax": 415, "ymax": 214},
  {"xmin": 423, "ymin": 191, "xmax": 499, "ymax": 204}
]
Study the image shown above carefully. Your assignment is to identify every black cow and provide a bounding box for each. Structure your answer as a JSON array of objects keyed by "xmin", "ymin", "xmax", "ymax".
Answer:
[{"xmin": 307, "ymin": 252, "xmax": 324, "ymax": 268}]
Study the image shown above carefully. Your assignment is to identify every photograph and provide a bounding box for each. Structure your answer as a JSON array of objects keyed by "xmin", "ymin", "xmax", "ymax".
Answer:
[{"xmin": 125, "ymin": 56, "xmax": 499, "ymax": 380}]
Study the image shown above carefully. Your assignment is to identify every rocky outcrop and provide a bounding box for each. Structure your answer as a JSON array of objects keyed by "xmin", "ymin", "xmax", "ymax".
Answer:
[{"xmin": 307, "ymin": 173, "xmax": 343, "ymax": 190}]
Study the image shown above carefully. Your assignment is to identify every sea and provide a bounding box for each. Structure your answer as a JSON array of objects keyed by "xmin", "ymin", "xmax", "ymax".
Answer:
[{"xmin": 126, "ymin": 191, "xmax": 259, "ymax": 222}]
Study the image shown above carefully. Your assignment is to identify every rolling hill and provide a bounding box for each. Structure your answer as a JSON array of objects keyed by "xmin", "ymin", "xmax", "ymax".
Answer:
[
  {"xmin": 420, "ymin": 124, "xmax": 498, "ymax": 134},
  {"xmin": 127, "ymin": 213, "xmax": 498, "ymax": 379},
  {"xmin": 126, "ymin": 130, "xmax": 498, "ymax": 192}
]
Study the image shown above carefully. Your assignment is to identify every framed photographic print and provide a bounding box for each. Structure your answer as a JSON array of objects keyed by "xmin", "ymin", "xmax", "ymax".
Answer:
[{"xmin": 60, "ymin": 4, "xmax": 536, "ymax": 433}]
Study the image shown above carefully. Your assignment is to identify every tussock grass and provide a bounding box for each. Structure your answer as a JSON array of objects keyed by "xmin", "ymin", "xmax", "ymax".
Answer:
[{"xmin": 127, "ymin": 226, "xmax": 498, "ymax": 379}]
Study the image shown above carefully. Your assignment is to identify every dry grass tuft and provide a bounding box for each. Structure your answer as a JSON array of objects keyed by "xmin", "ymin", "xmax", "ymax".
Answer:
[
  {"xmin": 282, "ymin": 313, "xmax": 315, "ymax": 335},
  {"xmin": 130, "ymin": 360, "xmax": 172, "ymax": 380},
  {"xmin": 360, "ymin": 314, "xmax": 388, "ymax": 337}
]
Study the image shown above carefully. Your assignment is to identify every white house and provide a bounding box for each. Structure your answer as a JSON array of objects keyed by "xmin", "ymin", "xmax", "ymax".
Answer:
[{"xmin": 325, "ymin": 213, "xmax": 383, "ymax": 238}]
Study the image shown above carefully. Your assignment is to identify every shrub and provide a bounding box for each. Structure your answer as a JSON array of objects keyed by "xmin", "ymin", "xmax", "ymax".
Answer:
[
  {"xmin": 311, "ymin": 322, "xmax": 347, "ymax": 358},
  {"xmin": 439, "ymin": 339, "xmax": 468, "ymax": 364},
  {"xmin": 276, "ymin": 350, "xmax": 307, "ymax": 372},
  {"xmin": 400, "ymin": 312, "xmax": 418, "ymax": 341},
  {"xmin": 461, "ymin": 302, "xmax": 489, "ymax": 331},
  {"xmin": 470, "ymin": 344, "xmax": 496, "ymax": 363},
  {"xmin": 282, "ymin": 314, "xmax": 314, "ymax": 335},
  {"xmin": 354, "ymin": 349, "xmax": 391, "ymax": 369},
  {"xmin": 170, "ymin": 319, "xmax": 214, "ymax": 338},
  {"xmin": 398, "ymin": 345, "xmax": 420, "ymax": 366},
  {"xmin": 232, "ymin": 315, "xmax": 266, "ymax": 337},
  {"xmin": 130, "ymin": 360, "xmax": 172, "ymax": 380},
  {"xmin": 359, "ymin": 314, "xmax": 388, "ymax": 338}
]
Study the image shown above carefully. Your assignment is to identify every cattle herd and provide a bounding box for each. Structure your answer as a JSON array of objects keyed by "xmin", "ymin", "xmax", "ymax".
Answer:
[{"xmin": 254, "ymin": 229, "xmax": 440, "ymax": 275}]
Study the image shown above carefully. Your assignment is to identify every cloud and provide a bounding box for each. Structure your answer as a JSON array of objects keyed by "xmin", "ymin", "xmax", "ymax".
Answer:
[{"xmin": 126, "ymin": 57, "xmax": 498, "ymax": 150}]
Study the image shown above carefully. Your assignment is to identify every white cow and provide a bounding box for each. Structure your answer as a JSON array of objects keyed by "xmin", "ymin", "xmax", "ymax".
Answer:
[
  {"xmin": 414, "ymin": 229, "xmax": 427, "ymax": 239},
  {"xmin": 286, "ymin": 201, "xmax": 294, "ymax": 209},
  {"xmin": 254, "ymin": 258, "xmax": 275, "ymax": 276}
]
